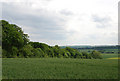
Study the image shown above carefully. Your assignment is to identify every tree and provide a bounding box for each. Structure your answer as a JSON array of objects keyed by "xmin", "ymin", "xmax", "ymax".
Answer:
[
  {"xmin": 91, "ymin": 50, "xmax": 102, "ymax": 59},
  {"xmin": 35, "ymin": 48, "xmax": 45, "ymax": 57},
  {"xmin": 2, "ymin": 49, "xmax": 7, "ymax": 58},
  {"xmin": 82, "ymin": 52, "xmax": 92, "ymax": 59},
  {"xmin": 55, "ymin": 45, "xmax": 60, "ymax": 49},
  {"xmin": 11, "ymin": 46, "xmax": 18, "ymax": 58},
  {"xmin": 19, "ymin": 44, "xmax": 33, "ymax": 58},
  {"xmin": 74, "ymin": 52, "xmax": 82, "ymax": 58},
  {"xmin": 1, "ymin": 20, "xmax": 29, "ymax": 57},
  {"xmin": 65, "ymin": 47, "xmax": 76, "ymax": 58}
]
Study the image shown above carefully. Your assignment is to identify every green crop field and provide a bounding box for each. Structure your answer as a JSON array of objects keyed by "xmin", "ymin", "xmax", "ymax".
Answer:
[
  {"xmin": 2, "ymin": 58, "xmax": 118, "ymax": 79},
  {"xmin": 101, "ymin": 54, "xmax": 119, "ymax": 59}
]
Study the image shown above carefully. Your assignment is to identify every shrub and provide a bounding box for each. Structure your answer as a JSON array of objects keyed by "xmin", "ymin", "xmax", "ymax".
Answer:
[{"xmin": 91, "ymin": 50, "xmax": 102, "ymax": 59}]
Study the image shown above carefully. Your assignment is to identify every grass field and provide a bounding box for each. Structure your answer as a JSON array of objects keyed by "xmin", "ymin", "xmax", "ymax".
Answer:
[
  {"xmin": 2, "ymin": 58, "xmax": 118, "ymax": 79},
  {"xmin": 101, "ymin": 54, "xmax": 119, "ymax": 59},
  {"xmin": 107, "ymin": 57, "xmax": 120, "ymax": 59}
]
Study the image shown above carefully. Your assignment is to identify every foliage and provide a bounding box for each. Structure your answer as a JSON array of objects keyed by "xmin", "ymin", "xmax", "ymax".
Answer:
[
  {"xmin": 2, "ymin": 20, "xmax": 29, "ymax": 58},
  {"xmin": 91, "ymin": 50, "xmax": 102, "ymax": 59},
  {"xmin": 19, "ymin": 44, "xmax": 33, "ymax": 58}
]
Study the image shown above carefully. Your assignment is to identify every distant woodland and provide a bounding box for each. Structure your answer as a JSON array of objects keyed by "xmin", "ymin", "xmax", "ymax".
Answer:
[{"xmin": 1, "ymin": 20, "xmax": 102, "ymax": 59}]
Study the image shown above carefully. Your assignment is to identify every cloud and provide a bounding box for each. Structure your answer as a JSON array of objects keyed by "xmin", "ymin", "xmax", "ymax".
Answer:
[
  {"xmin": 92, "ymin": 14, "xmax": 112, "ymax": 28},
  {"xmin": 60, "ymin": 9, "xmax": 74, "ymax": 16},
  {"xmin": 1, "ymin": 0, "xmax": 118, "ymax": 45},
  {"xmin": 2, "ymin": 2, "xmax": 68, "ymax": 41}
]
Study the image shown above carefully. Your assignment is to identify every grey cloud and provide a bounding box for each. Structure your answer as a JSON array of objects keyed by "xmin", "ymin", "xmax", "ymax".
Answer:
[
  {"xmin": 2, "ymin": 3, "xmax": 64, "ymax": 29},
  {"xmin": 2, "ymin": 2, "xmax": 68, "ymax": 40},
  {"xmin": 30, "ymin": 31, "xmax": 67, "ymax": 40},
  {"xmin": 92, "ymin": 15, "xmax": 112, "ymax": 28}
]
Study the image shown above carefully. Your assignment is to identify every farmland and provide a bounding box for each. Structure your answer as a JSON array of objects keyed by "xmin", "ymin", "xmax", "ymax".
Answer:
[
  {"xmin": 61, "ymin": 45, "xmax": 119, "ymax": 54},
  {"xmin": 101, "ymin": 54, "xmax": 119, "ymax": 59},
  {"xmin": 2, "ymin": 58, "xmax": 118, "ymax": 79},
  {"xmin": 1, "ymin": 20, "xmax": 119, "ymax": 79}
]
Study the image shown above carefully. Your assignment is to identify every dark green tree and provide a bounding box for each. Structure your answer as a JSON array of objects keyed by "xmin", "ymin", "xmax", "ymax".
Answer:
[{"xmin": 1, "ymin": 20, "xmax": 29, "ymax": 57}]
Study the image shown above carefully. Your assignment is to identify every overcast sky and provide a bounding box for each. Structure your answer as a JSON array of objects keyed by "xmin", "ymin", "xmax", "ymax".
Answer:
[{"xmin": 0, "ymin": 0, "xmax": 119, "ymax": 46}]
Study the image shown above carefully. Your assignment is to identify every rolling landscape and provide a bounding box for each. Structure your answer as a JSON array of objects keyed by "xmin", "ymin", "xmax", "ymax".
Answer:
[
  {"xmin": 0, "ymin": 0, "xmax": 119, "ymax": 80},
  {"xmin": 1, "ymin": 20, "xmax": 119, "ymax": 80}
]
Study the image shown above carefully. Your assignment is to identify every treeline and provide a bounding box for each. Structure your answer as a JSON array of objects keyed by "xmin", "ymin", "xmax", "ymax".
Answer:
[{"xmin": 1, "ymin": 20, "xmax": 102, "ymax": 59}]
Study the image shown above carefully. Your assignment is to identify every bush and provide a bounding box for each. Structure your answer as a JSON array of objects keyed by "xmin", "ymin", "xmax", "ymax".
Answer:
[{"xmin": 91, "ymin": 50, "xmax": 102, "ymax": 59}]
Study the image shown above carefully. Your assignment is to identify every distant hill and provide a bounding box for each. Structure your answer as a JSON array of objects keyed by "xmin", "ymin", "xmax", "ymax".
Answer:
[
  {"xmin": 60, "ymin": 45, "xmax": 119, "ymax": 54},
  {"xmin": 60, "ymin": 45, "xmax": 118, "ymax": 49}
]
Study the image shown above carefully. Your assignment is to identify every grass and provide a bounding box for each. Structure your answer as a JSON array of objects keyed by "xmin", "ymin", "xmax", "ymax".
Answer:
[
  {"xmin": 2, "ymin": 58, "xmax": 118, "ymax": 79},
  {"xmin": 101, "ymin": 54, "xmax": 119, "ymax": 59},
  {"xmin": 107, "ymin": 57, "xmax": 120, "ymax": 59}
]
